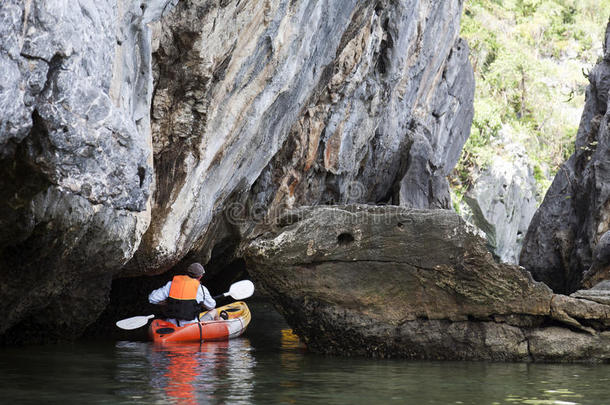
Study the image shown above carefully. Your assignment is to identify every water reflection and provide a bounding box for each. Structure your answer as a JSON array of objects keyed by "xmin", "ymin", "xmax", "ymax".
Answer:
[
  {"xmin": 1, "ymin": 301, "xmax": 610, "ymax": 404},
  {"xmin": 115, "ymin": 339, "xmax": 256, "ymax": 404},
  {"xmin": 111, "ymin": 304, "xmax": 610, "ymax": 405},
  {"xmin": 155, "ymin": 343, "xmax": 203, "ymax": 404}
]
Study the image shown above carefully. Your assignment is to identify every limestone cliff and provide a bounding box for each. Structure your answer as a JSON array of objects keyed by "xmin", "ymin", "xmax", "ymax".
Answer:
[
  {"xmin": 0, "ymin": 0, "xmax": 473, "ymax": 342},
  {"xmin": 520, "ymin": 22, "xmax": 610, "ymax": 294},
  {"xmin": 130, "ymin": 0, "xmax": 474, "ymax": 275},
  {"xmin": 0, "ymin": 0, "xmax": 173, "ymax": 342}
]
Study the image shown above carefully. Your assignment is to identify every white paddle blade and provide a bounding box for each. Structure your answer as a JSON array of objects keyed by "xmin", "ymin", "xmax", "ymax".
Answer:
[
  {"xmin": 116, "ymin": 314, "xmax": 155, "ymax": 330},
  {"xmin": 228, "ymin": 280, "xmax": 255, "ymax": 300}
]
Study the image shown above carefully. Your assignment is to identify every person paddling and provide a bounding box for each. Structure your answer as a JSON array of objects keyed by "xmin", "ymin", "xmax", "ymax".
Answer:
[{"xmin": 148, "ymin": 262, "xmax": 216, "ymax": 327}]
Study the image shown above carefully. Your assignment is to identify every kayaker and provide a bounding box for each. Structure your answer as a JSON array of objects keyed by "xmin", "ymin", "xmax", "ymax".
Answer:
[{"xmin": 148, "ymin": 262, "xmax": 216, "ymax": 327}]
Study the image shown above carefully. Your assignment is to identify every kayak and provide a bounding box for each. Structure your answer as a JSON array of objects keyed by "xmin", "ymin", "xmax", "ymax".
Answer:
[{"xmin": 149, "ymin": 301, "xmax": 251, "ymax": 343}]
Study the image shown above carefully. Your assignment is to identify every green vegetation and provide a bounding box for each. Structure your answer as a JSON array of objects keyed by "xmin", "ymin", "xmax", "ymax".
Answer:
[{"xmin": 452, "ymin": 0, "xmax": 610, "ymax": 204}]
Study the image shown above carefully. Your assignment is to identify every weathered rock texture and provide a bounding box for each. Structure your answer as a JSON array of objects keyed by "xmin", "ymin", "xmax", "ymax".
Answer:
[
  {"xmin": 0, "ymin": 0, "xmax": 177, "ymax": 342},
  {"xmin": 463, "ymin": 149, "xmax": 538, "ymax": 264},
  {"xmin": 0, "ymin": 0, "xmax": 473, "ymax": 341},
  {"xmin": 520, "ymin": 23, "xmax": 610, "ymax": 294},
  {"xmin": 245, "ymin": 206, "xmax": 610, "ymax": 362},
  {"xmin": 572, "ymin": 280, "xmax": 610, "ymax": 306},
  {"xmin": 127, "ymin": 0, "xmax": 474, "ymax": 275}
]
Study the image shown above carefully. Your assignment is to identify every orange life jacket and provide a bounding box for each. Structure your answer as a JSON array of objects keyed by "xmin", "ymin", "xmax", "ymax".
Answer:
[
  {"xmin": 169, "ymin": 275, "xmax": 200, "ymax": 300},
  {"xmin": 166, "ymin": 275, "xmax": 201, "ymax": 320}
]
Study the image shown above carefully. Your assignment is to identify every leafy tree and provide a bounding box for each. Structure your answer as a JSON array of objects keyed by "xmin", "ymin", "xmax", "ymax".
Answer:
[{"xmin": 452, "ymin": 0, "xmax": 610, "ymax": 205}]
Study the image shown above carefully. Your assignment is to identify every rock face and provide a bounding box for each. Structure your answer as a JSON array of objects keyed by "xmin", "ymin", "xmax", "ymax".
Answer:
[
  {"xmin": 245, "ymin": 205, "xmax": 610, "ymax": 362},
  {"xmin": 520, "ymin": 23, "xmax": 610, "ymax": 294},
  {"xmin": 463, "ymin": 151, "xmax": 538, "ymax": 264},
  {"xmin": 583, "ymin": 231, "xmax": 610, "ymax": 287},
  {"xmin": 128, "ymin": 0, "xmax": 474, "ymax": 274},
  {"xmin": 0, "ymin": 0, "xmax": 473, "ymax": 342},
  {"xmin": 0, "ymin": 0, "xmax": 176, "ymax": 342}
]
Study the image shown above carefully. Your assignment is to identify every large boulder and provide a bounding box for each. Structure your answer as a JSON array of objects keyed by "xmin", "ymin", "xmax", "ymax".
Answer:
[
  {"xmin": 245, "ymin": 205, "xmax": 610, "ymax": 361},
  {"xmin": 520, "ymin": 22, "xmax": 610, "ymax": 294}
]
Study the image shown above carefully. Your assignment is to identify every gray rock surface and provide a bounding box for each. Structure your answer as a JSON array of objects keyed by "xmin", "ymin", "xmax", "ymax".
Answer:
[
  {"xmin": 245, "ymin": 205, "xmax": 610, "ymax": 362},
  {"xmin": 0, "ymin": 0, "xmax": 177, "ymax": 341},
  {"xmin": 571, "ymin": 280, "xmax": 610, "ymax": 305},
  {"xmin": 582, "ymin": 230, "xmax": 610, "ymax": 288},
  {"xmin": 463, "ymin": 149, "xmax": 538, "ymax": 264},
  {"xmin": 520, "ymin": 22, "xmax": 610, "ymax": 293},
  {"xmin": 0, "ymin": 0, "xmax": 473, "ymax": 342},
  {"xmin": 126, "ymin": 0, "xmax": 474, "ymax": 274}
]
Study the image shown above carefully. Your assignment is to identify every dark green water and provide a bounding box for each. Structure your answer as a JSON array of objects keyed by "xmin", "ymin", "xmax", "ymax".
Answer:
[{"xmin": 1, "ymin": 301, "xmax": 609, "ymax": 404}]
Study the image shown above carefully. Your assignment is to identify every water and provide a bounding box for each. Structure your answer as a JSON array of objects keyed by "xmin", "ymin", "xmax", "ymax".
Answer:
[{"xmin": 1, "ymin": 301, "xmax": 609, "ymax": 405}]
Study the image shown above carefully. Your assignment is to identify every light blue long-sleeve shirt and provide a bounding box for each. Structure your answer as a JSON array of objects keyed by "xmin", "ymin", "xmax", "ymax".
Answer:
[{"xmin": 148, "ymin": 280, "xmax": 216, "ymax": 326}]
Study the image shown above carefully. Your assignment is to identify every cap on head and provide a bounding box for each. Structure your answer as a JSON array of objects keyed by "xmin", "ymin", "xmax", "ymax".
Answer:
[{"xmin": 187, "ymin": 262, "xmax": 205, "ymax": 278}]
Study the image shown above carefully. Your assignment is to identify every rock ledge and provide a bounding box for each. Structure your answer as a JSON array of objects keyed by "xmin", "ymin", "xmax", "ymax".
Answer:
[{"xmin": 245, "ymin": 205, "xmax": 610, "ymax": 362}]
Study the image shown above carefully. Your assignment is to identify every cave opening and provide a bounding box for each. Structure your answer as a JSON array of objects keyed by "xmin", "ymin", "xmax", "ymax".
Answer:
[{"xmin": 86, "ymin": 234, "xmax": 285, "ymax": 342}]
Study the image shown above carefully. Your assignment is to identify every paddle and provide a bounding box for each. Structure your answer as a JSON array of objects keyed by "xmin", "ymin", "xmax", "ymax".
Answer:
[
  {"xmin": 115, "ymin": 280, "xmax": 255, "ymax": 330},
  {"xmin": 212, "ymin": 279, "xmax": 255, "ymax": 300},
  {"xmin": 116, "ymin": 314, "xmax": 155, "ymax": 330}
]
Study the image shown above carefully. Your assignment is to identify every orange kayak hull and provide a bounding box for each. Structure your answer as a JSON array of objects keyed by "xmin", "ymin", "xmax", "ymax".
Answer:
[{"xmin": 149, "ymin": 301, "xmax": 251, "ymax": 343}]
